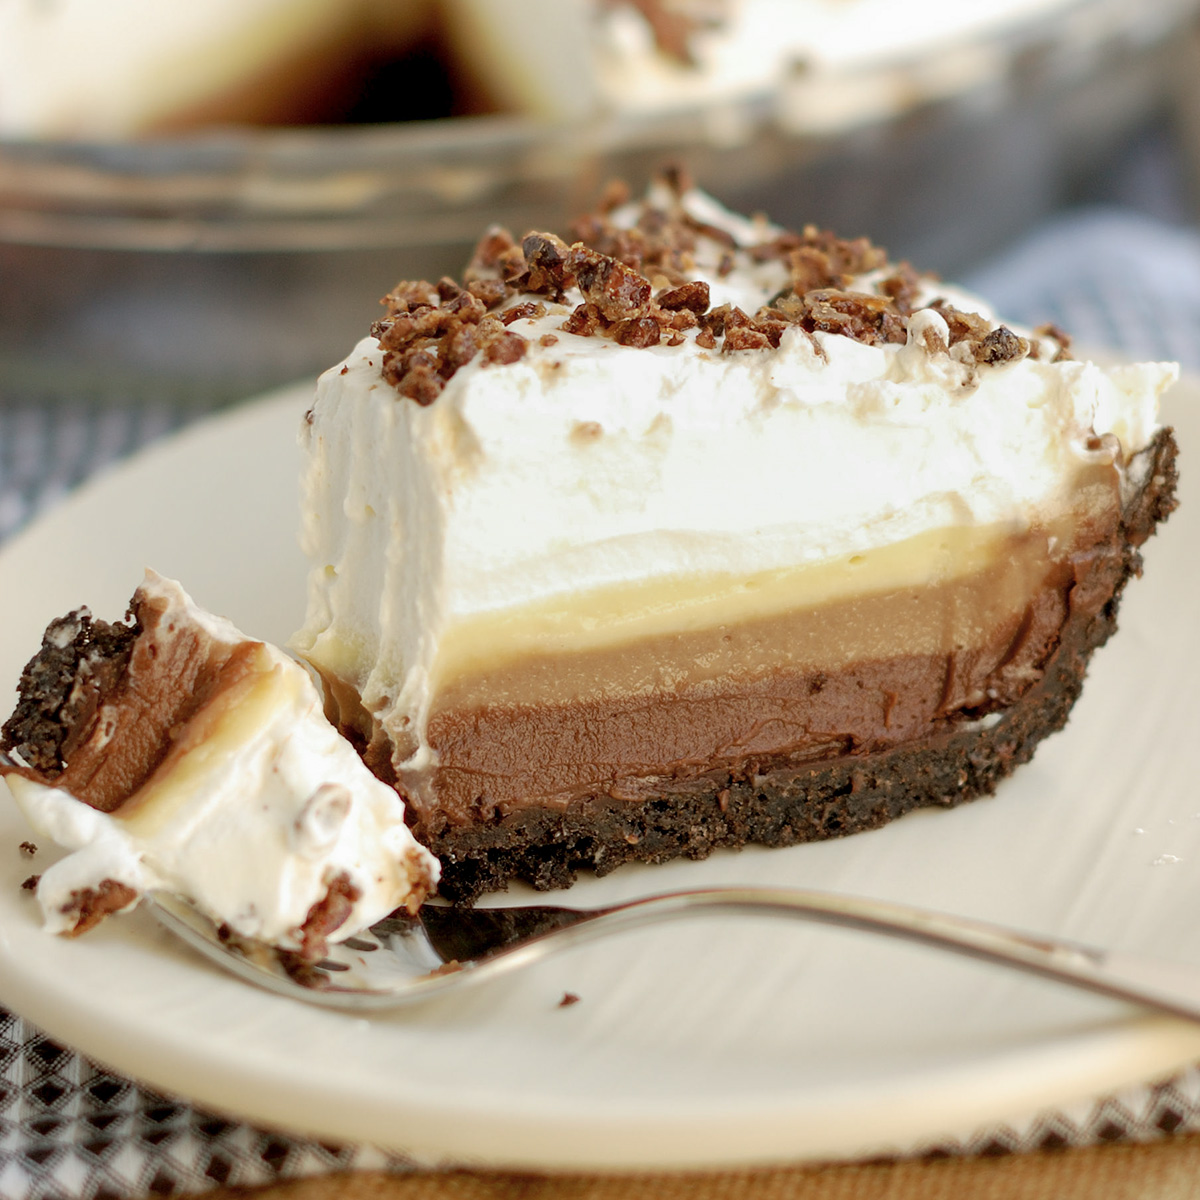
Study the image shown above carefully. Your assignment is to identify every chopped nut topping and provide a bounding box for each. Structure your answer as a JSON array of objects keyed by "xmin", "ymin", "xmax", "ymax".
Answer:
[
  {"xmin": 522, "ymin": 233, "xmax": 572, "ymax": 297},
  {"xmin": 566, "ymin": 246, "xmax": 652, "ymax": 321},
  {"xmin": 1034, "ymin": 322, "xmax": 1074, "ymax": 362},
  {"xmin": 502, "ymin": 301, "xmax": 548, "ymax": 326},
  {"xmin": 614, "ymin": 316, "xmax": 662, "ymax": 348},
  {"xmin": 975, "ymin": 326, "xmax": 1029, "ymax": 366},
  {"xmin": 657, "ymin": 280, "xmax": 710, "ymax": 314},
  {"xmin": 368, "ymin": 175, "xmax": 1048, "ymax": 404}
]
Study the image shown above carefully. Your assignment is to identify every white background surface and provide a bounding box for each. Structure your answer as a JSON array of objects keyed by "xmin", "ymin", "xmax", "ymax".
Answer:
[{"xmin": 2, "ymin": 381, "xmax": 1200, "ymax": 1169}]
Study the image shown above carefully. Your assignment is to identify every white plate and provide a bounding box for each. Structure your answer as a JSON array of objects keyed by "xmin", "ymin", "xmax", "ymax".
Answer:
[{"xmin": 2, "ymin": 380, "xmax": 1200, "ymax": 1170}]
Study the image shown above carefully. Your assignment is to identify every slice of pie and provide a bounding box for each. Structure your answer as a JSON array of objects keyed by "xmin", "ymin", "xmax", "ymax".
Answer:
[
  {"xmin": 0, "ymin": 571, "xmax": 438, "ymax": 958},
  {"xmin": 292, "ymin": 174, "xmax": 1179, "ymax": 903}
]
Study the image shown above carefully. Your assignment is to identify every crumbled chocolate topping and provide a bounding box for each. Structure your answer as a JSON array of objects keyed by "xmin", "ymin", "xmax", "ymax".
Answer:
[
  {"xmin": 614, "ymin": 316, "xmax": 662, "ymax": 348},
  {"xmin": 502, "ymin": 301, "xmax": 548, "ymax": 326},
  {"xmin": 1, "ymin": 609, "xmax": 138, "ymax": 778},
  {"xmin": 975, "ymin": 325, "xmax": 1029, "ymax": 365},
  {"xmin": 657, "ymin": 280, "xmax": 710, "ymax": 313},
  {"xmin": 19, "ymin": 841, "xmax": 36, "ymax": 856},
  {"xmin": 371, "ymin": 175, "xmax": 1044, "ymax": 404},
  {"xmin": 786, "ymin": 290, "xmax": 907, "ymax": 347},
  {"xmin": 60, "ymin": 879, "xmax": 139, "ymax": 937},
  {"xmin": 21, "ymin": 874, "xmax": 39, "ymax": 892},
  {"xmin": 1034, "ymin": 322, "xmax": 1074, "ymax": 362},
  {"xmin": 568, "ymin": 245, "xmax": 653, "ymax": 321},
  {"xmin": 929, "ymin": 302, "xmax": 1031, "ymax": 365},
  {"xmin": 294, "ymin": 871, "xmax": 361, "ymax": 965},
  {"xmin": 558, "ymin": 992, "xmax": 582, "ymax": 1008},
  {"xmin": 521, "ymin": 233, "xmax": 571, "ymax": 298},
  {"xmin": 372, "ymin": 272, "xmax": 529, "ymax": 405}
]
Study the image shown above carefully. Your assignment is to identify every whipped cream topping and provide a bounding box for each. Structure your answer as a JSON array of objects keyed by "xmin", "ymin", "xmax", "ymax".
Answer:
[
  {"xmin": 293, "ymin": 185, "xmax": 1177, "ymax": 797},
  {"xmin": 4, "ymin": 573, "xmax": 438, "ymax": 950}
]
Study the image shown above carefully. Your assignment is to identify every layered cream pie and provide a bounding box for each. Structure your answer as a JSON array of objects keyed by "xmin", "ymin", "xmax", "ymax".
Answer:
[
  {"xmin": 293, "ymin": 174, "xmax": 1179, "ymax": 903},
  {"xmin": 0, "ymin": 0, "xmax": 440, "ymax": 137},
  {"xmin": 0, "ymin": 571, "xmax": 438, "ymax": 959},
  {"xmin": 443, "ymin": 0, "xmax": 1120, "ymax": 128}
]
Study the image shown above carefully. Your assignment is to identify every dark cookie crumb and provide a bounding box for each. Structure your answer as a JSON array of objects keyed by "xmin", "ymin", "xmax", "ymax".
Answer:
[
  {"xmin": 558, "ymin": 992, "xmax": 581, "ymax": 1008},
  {"xmin": 21, "ymin": 874, "xmax": 40, "ymax": 892},
  {"xmin": 19, "ymin": 841, "xmax": 37, "ymax": 856}
]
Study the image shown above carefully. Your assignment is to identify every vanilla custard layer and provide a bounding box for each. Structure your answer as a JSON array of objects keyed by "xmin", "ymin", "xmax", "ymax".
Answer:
[{"xmin": 429, "ymin": 516, "xmax": 1070, "ymax": 703}]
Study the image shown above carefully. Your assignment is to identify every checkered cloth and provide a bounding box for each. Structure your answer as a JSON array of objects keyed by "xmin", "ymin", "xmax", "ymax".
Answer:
[{"xmin": 3, "ymin": 206, "xmax": 1200, "ymax": 1200}]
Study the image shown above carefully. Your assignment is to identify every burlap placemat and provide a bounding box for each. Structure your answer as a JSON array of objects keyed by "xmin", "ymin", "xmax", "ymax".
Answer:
[{"xmin": 200, "ymin": 1135, "xmax": 1200, "ymax": 1200}]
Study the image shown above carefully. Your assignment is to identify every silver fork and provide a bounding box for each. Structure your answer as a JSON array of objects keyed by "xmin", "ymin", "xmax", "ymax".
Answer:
[{"xmin": 147, "ymin": 886, "xmax": 1200, "ymax": 1022}]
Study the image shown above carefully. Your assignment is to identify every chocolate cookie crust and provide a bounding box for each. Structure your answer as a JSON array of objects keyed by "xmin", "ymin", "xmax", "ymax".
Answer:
[
  {"xmin": 1, "ymin": 608, "xmax": 138, "ymax": 779},
  {"xmin": 424, "ymin": 427, "xmax": 1178, "ymax": 904}
]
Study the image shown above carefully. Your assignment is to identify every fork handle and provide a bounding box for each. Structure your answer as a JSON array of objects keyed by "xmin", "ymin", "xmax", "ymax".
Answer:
[{"xmin": 446, "ymin": 887, "xmax": 1200, "ymax": 1026}]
